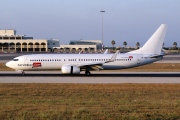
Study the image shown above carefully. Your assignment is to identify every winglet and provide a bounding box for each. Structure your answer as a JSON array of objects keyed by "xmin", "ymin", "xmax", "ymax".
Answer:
[
  {"xmin": 106, "ymin": 50, "xmax": 119, "ymax": 63},
  {"xmin": 79, "ymin": 50, "xmax": 83, "ymax": 54},
  {"xmin": 104, "ymin": 49, "xmax": 108, "ymax": 54}
]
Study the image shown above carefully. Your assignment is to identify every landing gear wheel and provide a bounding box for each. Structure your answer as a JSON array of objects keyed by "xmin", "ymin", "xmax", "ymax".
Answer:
[
  {"xmin": 85, "ymin": 71, "xmax": 91, "ymax": 76},
  {"xmin": 21, "ymin": 71, "xmax": 25, "ymax": 75}
]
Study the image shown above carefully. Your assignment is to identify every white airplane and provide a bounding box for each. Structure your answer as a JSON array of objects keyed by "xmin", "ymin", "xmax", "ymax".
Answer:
[{"xmin": 6, "ymin": 24, "xmax": 167, "ymax": 75}]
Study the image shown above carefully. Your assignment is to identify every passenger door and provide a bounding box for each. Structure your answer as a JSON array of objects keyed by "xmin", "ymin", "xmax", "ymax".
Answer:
[
  {"xmin": 24, "ymin": 57, "xmax": 29, "ymax": 64},
  {"xmin": 137, "ymin": 55, "xmax": 142, "ymax": 64}
]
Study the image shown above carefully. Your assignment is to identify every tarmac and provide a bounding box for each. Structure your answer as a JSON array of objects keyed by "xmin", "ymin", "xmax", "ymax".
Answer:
[{"xmin": 0, "ymin": 71, "xmax": 180, "ymax": 83}]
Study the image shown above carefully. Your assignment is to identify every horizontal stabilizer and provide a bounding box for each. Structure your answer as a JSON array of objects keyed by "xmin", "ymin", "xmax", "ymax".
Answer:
[{"xmin": 150, "ymin": 55, "xmax": 163, "ymax": 58}]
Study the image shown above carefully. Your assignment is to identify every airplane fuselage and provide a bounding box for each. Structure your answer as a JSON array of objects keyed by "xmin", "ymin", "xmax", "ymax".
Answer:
[{"xmin": 6, "ymin": 53, "xmax": 162, "ymax": 71}]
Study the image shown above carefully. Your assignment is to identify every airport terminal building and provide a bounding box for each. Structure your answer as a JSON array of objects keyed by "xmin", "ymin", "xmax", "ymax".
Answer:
[
  {"xmin": 56, "ymin": 40, "xmax": 102, "ymax": 52},
  {"xmin": 0, "ymin": 29, "xmax": 59, "ymax": 53}
]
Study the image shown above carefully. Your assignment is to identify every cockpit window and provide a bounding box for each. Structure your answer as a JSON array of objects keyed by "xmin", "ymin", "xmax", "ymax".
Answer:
[{"xmin": 14, "ymin": 59, "xmax": 19, "ymax": 61}]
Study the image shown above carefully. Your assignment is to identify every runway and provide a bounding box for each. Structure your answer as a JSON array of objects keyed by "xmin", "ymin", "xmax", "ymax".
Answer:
[{"xmin": 0, "ymin": 71, "xmax": 180, "ymax": 83}]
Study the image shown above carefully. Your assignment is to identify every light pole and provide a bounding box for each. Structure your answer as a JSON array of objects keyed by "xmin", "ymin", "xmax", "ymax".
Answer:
[{"xmin": 100, "ymin": 10, "xmax": 105, "ymax": 50}]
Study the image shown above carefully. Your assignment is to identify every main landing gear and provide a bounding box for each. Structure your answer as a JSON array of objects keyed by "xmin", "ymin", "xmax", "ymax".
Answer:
[
  {"xmin": 85, "ymin": 67, "xmax": 91, "ymax": 76},
  {"xmin": 85, "ymin": 71, "xmax": 91, "ymax": 76}
]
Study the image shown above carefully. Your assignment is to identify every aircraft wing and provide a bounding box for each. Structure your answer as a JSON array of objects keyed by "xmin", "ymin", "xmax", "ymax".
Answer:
[
  {"xmin": 77, "ymin": 50, "xmax": 119, "ymax": 69},
  {"xmin": 77, "ymin": 62, "xmax": 104, "ymax": 70}
]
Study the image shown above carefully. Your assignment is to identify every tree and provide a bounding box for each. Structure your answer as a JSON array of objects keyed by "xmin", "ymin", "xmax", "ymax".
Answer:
[
  {"xmin": 136, "ymin": 42, "xmax": 140, "ymax": 49},
  {"xmin": 173, "ymin": 42, "xmax": 178, "ymax": 50},
  {"xmin": 111, "ymin": 40, "xmax": 116, "ymax": 50},
  {"xmin": 173, "ymin": 42, "xmax": 177, "ymax": 48},
  {"xmin": 123, "ymin": 41, "xmax": 127, "ymax": 48}
]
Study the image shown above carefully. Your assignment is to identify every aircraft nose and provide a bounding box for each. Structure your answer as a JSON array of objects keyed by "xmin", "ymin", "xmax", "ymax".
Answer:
[{"xmin": 6, "ymin": 61, "xmax": 12, "ymax": 68}]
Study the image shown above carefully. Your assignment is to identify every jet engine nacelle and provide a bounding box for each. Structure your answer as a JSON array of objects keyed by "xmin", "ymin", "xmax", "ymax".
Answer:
[{"xmin": 61, "ymin": 65, "xmax": 80, "ymax": 74}]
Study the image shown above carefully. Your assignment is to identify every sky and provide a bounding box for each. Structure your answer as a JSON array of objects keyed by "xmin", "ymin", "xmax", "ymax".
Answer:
[{"xmin": 0, "ymin": 0, "xmax": 180, "ymax": 47}]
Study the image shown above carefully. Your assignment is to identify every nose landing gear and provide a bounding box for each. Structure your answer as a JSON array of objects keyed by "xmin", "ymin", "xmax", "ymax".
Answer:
[
  {"xmin": 15, "ymin": 70, "xmax": 25, "ymax": 75},
  {"xmin": 85, "ymin": 71, "xmax": 91, "ymax": 76},
  {"xmin": 21, "ymin": 71, "xmax": 25, "ymax": 75}
]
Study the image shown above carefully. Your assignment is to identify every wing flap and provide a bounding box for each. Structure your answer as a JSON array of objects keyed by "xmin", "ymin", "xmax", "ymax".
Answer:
[{"xmin": 77, "ymin": 62, "xmax": 103, "ymax": 67}]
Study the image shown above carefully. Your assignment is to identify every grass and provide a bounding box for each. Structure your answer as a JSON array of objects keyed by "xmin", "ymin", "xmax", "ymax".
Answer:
[
  {"xmin": 0, "ymin": 84, "xmax": 180, "ymax": 119},
  {"xmin": 0, "ymin": 62, "xmax": 180, "ymax": 119},
  {"xmin": 0, "ymin": 62, "xmax": 12, "ymax": 71}
]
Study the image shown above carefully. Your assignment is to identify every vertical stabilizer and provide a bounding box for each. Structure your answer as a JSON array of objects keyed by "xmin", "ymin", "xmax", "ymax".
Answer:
[{"xmin": 129, "ymin": 24, "xmax": 167, "ymax": 54}]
